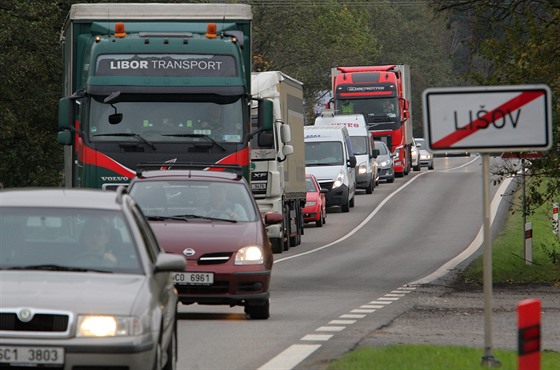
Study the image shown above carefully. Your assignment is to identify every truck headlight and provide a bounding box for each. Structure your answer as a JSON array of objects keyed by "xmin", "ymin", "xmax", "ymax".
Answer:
[
  {"xmin": 77, "ymin": 315, "xmax": 143, "ymax": 337},
  {"xmin": 332, "ymin": 170, "xmax": 345, "ymax": 189},
  {"xmin": 235, "ymin": 245, "xmax": 264, "ymax": 265}
]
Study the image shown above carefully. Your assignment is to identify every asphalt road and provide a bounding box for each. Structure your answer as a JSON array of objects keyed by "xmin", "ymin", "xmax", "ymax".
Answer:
[{"xmin": 175, "ymin": 155, "xmax": 511, "ymax": 369}]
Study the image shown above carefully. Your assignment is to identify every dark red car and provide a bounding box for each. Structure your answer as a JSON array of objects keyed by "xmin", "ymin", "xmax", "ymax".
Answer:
[
  {"xmin": 128, "ymin": 167, "xmax": 282, "ymax": 319},
  {"xmin": 303, "ymin": 174, "xmax": 327, "ymax": 227}
]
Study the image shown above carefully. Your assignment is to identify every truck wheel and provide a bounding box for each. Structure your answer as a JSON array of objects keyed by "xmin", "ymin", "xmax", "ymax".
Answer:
[{"xmin": 270, "ymin": 238, "xmax": 283, "ymax": 254}]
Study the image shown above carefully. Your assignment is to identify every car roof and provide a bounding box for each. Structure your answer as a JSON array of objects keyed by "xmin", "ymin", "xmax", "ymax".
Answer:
[{"xmin": 0, "ymin": 188, "xmax": 123, "ymax": 210}]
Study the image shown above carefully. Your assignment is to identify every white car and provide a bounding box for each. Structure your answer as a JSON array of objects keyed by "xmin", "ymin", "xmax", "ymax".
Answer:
[{"xmin": 415, "ymin": 137, "xmax": 434, "ymax": 170}]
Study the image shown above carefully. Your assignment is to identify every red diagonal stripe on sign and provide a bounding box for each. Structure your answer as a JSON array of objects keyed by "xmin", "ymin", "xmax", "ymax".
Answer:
[{"xmin": 432, "ymin": 90, "xmax": 544, "ymax": 148}]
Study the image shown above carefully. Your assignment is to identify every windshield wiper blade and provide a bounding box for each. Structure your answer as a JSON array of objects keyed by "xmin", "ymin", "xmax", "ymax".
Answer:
[
  {"xmin": 163, "ymin": 133, "xmax": 226, "ymax": 151},
  {"xmin": 94, "ymin": 133, "xmax": 156, "ymax": 150},
  {"xmin": 6, "ymin": 264, "xmax": 111, "ymax": 273}
]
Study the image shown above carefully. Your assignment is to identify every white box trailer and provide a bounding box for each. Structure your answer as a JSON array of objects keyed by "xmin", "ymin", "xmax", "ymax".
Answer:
[{"xmin": 251, "ymin": 71, "xmax": 306, "ymax": 253}]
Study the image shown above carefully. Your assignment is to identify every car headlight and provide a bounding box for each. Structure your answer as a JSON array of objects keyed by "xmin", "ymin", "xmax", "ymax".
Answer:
[
  {"xmin": 332, "ymin": 170, "xmax": 345, "ymax": 189},
  {"xmin": 235, "ymin": 245, "xmax": 264, "ymax": 265},
  {"xmin": 378, "ymin": 160, "xmax": 390, "ymax": 167},
  {"xmin": 358, "ymin": 162, "xmax": 368, "ymax": 175},
  {"xmin": 77, "ymin": 315, "xmax": 143, "ymax": 337}
]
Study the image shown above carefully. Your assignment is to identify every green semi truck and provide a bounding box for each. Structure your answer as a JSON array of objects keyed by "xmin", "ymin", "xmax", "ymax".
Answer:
[{"xmin": 58, "ymin": 3, "xmax": 271, "ymax": 189}]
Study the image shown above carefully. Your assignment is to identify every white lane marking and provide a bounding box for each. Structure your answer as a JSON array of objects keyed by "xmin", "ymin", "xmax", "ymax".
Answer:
[
  {"xmin": 340, "ymin": 314, "xmax": 366, "ymax": 319},
  {"xmin": 329, "ymin": 319, "xmax": 356, "ymax": 325},
  {"xmin": 361, "ymin": 304, "xmax": 384, "ymax": 309},
  {"xmin": 275, "ymin": 170, "xmax": 430, "ymax": 264},
  {"xmin": 409, "ymin": 175, "xmax": 513, "ymax": 285},
  {"xmin": 378, "ymin": 297, "xmax": 400, "ymax": 301},
  {"xmin": 369, "ymin": 300, "xmax": 392, "ymax": 305},
  {"xmin": 257, "ymin": 344, "xmax": 321, "ymax": 370},
  {"xmin": 316, "ymin": 326, "xmax": 346, "ymax": 332},
  {"xmin": 386, "ymin": 293, "xmax": 406, "ymax": 297},
  {"xmin": 351, "ymin": 308, "xmax": 376, "ymax": 313},
  {"xmin": 301, "ymin": 334, "xmax": 333, "ymax": 341}
]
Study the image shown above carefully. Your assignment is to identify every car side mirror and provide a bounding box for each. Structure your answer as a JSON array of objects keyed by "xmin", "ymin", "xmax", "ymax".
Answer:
[
  {"xmin": 348, "ymin": 155, "xmax": 357, "ymax": 168},
  {"xmin": 371, "ymin": 149, "xmax": 380, "ymax": 159}
]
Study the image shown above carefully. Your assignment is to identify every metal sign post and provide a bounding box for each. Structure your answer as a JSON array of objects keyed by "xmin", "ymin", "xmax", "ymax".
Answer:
[{"xmin": 423, "ymin": 85, "xmax": 552, "ymax": 367}]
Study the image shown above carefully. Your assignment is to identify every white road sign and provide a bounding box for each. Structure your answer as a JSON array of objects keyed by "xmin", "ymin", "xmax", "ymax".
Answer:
[{"xmin": 422, "ymin": 85, "xmax": 552, "ymax": 153}]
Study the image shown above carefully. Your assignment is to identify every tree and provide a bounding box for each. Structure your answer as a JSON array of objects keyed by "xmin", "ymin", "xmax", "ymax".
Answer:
[
  {"xmin": 251, "ymin": 0, "xmax": 379, "ymax": 121},
  {"xmin": 430, "ymin": 0, "xmax": 560, "ymax": 212}
]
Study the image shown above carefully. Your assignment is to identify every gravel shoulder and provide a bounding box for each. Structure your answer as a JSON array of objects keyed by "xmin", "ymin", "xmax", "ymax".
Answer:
[{"xmin": 358, "ymin": 280, "xmax": 560, "ymax": 353}]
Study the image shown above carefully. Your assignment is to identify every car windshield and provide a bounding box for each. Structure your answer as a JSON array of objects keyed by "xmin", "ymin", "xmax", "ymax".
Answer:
[
  {"xmin": 416, "ymin": 139, "xmax": 428, "ymax": 150},
  {"xmin": 375, "ymin": 142, "xmax": 389, "ymax": 155},
  {"xmin": 306, "ymin": 177, "xmax": 318, "ymax": 192},
  {"xmin": 305, "ymin": 141, "xmax": 344, "ymax": 166},
  {"xmin": 0, "ymin": 208, "xmax": 142, "ymax": 273},
  {"xmin": 129, "ymin": 180, "xmax": 258, "ymax": 222}
]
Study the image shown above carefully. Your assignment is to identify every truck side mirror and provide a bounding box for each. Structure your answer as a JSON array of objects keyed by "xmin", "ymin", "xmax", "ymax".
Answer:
[
  {"xmin": 280, "ymin": 123, "xmax": 291, "ymax": 143},
  {"xmin": 58, "ymin": 97, "xmax": 74, "ymax": 130},
  {"xmin": 258, "ymin": 99, "xmax": 274, "ymax": 131},
  {"xmin": 57, "ymin": 131, "xmax": 73, "ymax": 146},
  {"xmin": 348, "ymin": 155, "xmax": 357, "ymax": 168},
  {"xmin": 282, "ymin": 144, "xmax": 294, "ymax": 156}
]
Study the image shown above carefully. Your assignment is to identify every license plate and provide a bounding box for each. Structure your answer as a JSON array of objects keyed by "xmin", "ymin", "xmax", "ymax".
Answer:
[
  {"xmin": 0, "ymin": 346, "xmax": 64, "ymax": 365},
  {"xmin": 173, "ymin": 272, "xmax": 214, "ymax": 285},
  {"xmin": 251, "ymin": 183, "xmax": 267, "ymax": 191}
]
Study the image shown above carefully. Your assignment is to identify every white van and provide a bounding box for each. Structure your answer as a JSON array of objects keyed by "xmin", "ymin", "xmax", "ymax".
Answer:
[
  {"xmin": 314, "ymin": 113, "xmax": 379, "ymax": 194},
  {"xmin": 304, "ymin": 125, "xmax": 357, "ymax": 212}
]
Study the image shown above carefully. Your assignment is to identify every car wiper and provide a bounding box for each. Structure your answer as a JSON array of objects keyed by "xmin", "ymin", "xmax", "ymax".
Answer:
[
  {"xmin": 94, "ymin": 133, "xmax": 156, "ymax": 150},
  {"xmin": 163, "ymin": 133, "xmax": 226, "ymax": 151},
  {"xmin": 6, "ymin": 264, "xmax": 111, "ymax": 273}
]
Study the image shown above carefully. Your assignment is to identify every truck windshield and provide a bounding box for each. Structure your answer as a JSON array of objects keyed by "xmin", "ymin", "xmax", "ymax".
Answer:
[
  {"xmin": 335, "ymin": 97, "xmax": 398, "ymax": 128},
  {"xmin": 87, "ymin": 98, "xmax": 244, "ymax": 144}
]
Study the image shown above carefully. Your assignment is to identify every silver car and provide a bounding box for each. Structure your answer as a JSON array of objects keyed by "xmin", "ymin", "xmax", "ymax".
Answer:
[
  {"xmin": 0, "ymin": 188, "xmax": 185, "ymax": 370},
  {"xmin": 374, "ymin": 140, "xmax": 395, "ymax": 183}
]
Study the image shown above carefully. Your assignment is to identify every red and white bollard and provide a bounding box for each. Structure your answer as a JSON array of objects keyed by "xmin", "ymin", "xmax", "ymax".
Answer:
[{"xmin": 517, "ymin": 298, "xmax": 541, "ymax": 370}]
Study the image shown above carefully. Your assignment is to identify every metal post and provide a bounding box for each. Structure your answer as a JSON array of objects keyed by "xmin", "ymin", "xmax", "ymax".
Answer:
[{"xmin": 481, "ymin": 154, "xmax": 501, "ymax": 367}]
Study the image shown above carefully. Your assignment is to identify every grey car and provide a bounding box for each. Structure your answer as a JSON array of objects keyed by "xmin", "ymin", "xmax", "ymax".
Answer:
[
  {"xmin": 374, "ymin": 140, "xmax": 395, "ymax": 183},
  {"xmin": 0, "ymin": 188, "xmax": 185, "ymax": 370}
]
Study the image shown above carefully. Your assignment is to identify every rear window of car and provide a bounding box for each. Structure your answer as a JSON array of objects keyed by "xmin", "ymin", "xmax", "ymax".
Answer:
[{"xmin": 0, "ymin": 208, "xmax": 142, "ymax": 273}]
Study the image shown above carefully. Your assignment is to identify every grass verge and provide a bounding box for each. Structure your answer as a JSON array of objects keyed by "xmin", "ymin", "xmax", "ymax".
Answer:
[{"xmin": 327, "ymin": 345, "xmax": 560, "ymax": 370}]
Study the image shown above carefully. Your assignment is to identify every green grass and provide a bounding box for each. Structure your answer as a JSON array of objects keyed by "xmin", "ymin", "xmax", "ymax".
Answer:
[
  {"xmin": 327, "ymin": 181, "xmax": 560, "ymax": 369},
  {"xmin": 463, "ymin": 182, "xmax": 560, "ymax": 285},
  {"xmin": 327, "ymin": 345, "xmax": 560, "ymax": 370}
]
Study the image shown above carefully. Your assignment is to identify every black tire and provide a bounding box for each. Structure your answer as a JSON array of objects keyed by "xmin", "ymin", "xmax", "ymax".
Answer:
[
  {"xmin": 387, "ymin": 175, "xmax": 395, "ymax": 183},
  {"xmin": 315, "ymin": 215, "xmax": 323, "ymax": 227},
  {"xmin": 270, "ymin": 238, "xmax": 283, "ymax": 254},
  {"xmin": 349, "ymin": 195, "xmax": 355, "ymax": 208},
  {"xmin": 341, "ymin": 195, "xmax": 350, "ymax": 213},
  {"xmin": 365, "ymin": 179, "xmax": 374, "ymax": 194},
  {"xmin": 428, "ymin": 164, "xmax": 434, "ymax": 170},
  {"xmin": 245, "ymin": 300, "xmax": 270, "ymax": 320}
]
